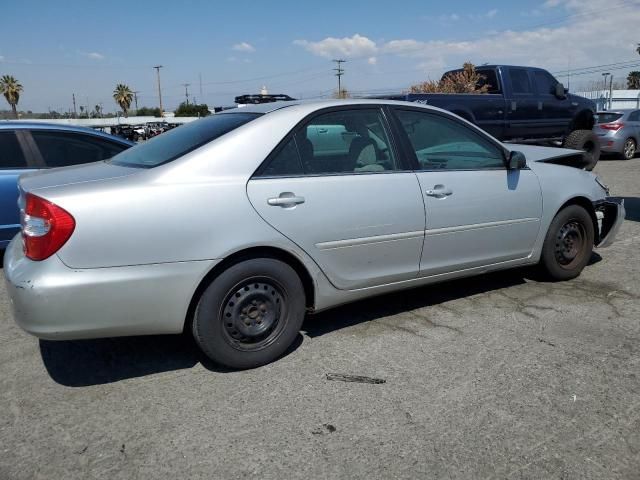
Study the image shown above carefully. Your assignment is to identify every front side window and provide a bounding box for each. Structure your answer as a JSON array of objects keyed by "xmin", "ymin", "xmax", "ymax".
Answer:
[
  {"xmin": 394, "ymin": 109, "xmax": 505, "ymax": 170},
  {"xmin": 0, "ymin": 131, "xmax": 27, "ymax": 168},
  {"xmin": 31, "ymin": 131, "xmax": 128, "ymax": 167},
  {"xmin": 510, "ymin": 68, "xmax": 533, "ymax": 94},
  {"xmin": 110, "ymin": 112, "xmax": 261, "ymax": 168},
  {"xmin": 534, "ymin": 71, "xmax": 558, "ymax": 95}
]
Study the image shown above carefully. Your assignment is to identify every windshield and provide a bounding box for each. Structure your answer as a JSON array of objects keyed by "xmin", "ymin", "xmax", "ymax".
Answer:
[
  {"xmin": 596, "ymin": 113, "xmax": 623, "ymax": 124},
  {"xmin": 109, "ymin": 112, "xmax": 261, "ymax": 168}
]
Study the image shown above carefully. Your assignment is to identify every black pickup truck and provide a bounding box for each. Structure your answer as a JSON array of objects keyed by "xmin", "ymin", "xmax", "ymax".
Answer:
[{"xmin": 377, "ymin": 65, "xmax": 599, "ymax": 169}]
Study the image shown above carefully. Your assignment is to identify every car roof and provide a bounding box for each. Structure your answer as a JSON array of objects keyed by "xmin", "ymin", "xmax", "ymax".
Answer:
[
  {"xmin": 218, "ymin": 98, "xmax": 447, "ymax": 115},
  {"xmin": 0, "ymin": 121, "xmax": 135, "ymax": 145}
]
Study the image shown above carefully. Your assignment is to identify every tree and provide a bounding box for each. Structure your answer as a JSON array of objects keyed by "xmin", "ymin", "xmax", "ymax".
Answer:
[
  {"xmin": 628, "ymin": 71, "xmax": 640, "ymax": 89},
  {"xmin": 113, "ymin": 83, "xmax": 134, "ymax": 117},
  {"xmin": 0, "ymin": 75, "xmax": 24, "ymax": 118},
  {"xmin": 174, "ymin": 101, "xmax": 209, "ymax": 117},
  {"xmin": 136, "ymin": 106, "xmax": 161, "ymax": 116},
  {"xmin": 410, "ymin": 62, "xmax": 489, "ymax": 94}
]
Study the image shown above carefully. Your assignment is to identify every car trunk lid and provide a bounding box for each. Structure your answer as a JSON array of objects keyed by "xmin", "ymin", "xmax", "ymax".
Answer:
[{"xmin": 18, "ymin": 161, "xmax": 139, "ymax": 193}]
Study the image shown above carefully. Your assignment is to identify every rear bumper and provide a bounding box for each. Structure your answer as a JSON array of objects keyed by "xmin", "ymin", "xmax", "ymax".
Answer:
[
  {"xmin": 595, "ymin": 198, "xmax": 625, "ymax": 248},
  {"xmin": 3, "ymin": 238, "xmax": 219, "ymax": 340},
  {"xmin": 597, "ymin": 136, "xmax": 625, "ymax": 153}
]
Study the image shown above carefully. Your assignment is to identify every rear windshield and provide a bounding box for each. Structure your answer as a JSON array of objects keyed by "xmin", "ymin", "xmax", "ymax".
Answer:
[
  {"xmin": 596, "ymin": 113, "xmax": 623, "ymax": 124},
  {"xmin": 109, "ymin": 112, "xmax": 261, "ymax": 168}
]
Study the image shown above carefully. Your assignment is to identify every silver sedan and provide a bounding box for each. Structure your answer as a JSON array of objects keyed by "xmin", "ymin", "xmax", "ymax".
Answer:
[{"xmin": 3, "ymin": 100, "xmax": 625, "ymax": 369}]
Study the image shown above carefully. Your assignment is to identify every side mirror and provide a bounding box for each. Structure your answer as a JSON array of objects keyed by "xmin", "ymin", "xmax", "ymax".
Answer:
[
  {"xmin": 508, "ymin": 151, "xmax": 527, "ymax": 170},
  {"xmin": 555, "ymin": 82, "xmax": 567, "ymax": 99}
]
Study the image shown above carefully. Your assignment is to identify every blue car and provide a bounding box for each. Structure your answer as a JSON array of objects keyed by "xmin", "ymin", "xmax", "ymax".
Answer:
[{"xmin": 0, "ymin": 123, "xmax": 133, "ymax": 248}]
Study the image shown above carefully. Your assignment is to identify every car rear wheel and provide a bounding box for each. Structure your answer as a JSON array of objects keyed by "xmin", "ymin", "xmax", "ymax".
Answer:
[
  {"xmin": 622, "ymin": 138, "xmax": 636, "ymax": 160},
  {"xmin": 192, "ymin": 258, "xmax": 306, "ymax": 369},
  {"xmin": 539, "ymin": 205, "xmax": 594, "ymax": 281}
]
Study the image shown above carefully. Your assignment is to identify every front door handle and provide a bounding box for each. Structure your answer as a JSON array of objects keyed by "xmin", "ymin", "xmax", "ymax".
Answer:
[
  {"xmin": 267, "ymin": 192, "xmax": 305, "ymax": 208},
  {"xmin": 425, "ymin": 185, "xmax": 453, "ymax": 198}
]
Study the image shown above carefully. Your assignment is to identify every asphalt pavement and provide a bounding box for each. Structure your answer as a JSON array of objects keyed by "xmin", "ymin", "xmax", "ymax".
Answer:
[{"xmin": 1, "ymin": 157, "xmax": 639, "ymax": 479}]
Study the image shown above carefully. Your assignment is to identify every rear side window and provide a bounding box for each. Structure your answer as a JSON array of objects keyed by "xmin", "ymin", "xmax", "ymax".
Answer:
[
  {"xmin": 628, "ymin": 111, "xmax": 640, "ymax": 122},
  {"xmin": 31, "ymin": 131, "xmax": 128, "ymax": 167},
  {"xmin": 533, "ymin": 70, "xmax": 558, "ymax": 95},
  {"xmin": 110, "ymin": 112, "xmax": 261, "ymax": 168},
  {"xmin": 476, "ymin": 69, "xmax": 501, "ymax": 94},
  {"xmin": 0, "ymin": 131, "xmax": 27, "ymax": 168},
  {"xmin": 596, "ymin": 113, "xmax": 623, "ymax": 124},
  {"xmin": 510, "ymin": 69, "xmax": 533, "ymax": 94}
]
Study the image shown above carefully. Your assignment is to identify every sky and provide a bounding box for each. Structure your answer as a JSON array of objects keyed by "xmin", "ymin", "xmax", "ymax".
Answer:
[{"xmin": 1, "ymin": 0, "xmax": 639, "ymax": 113}]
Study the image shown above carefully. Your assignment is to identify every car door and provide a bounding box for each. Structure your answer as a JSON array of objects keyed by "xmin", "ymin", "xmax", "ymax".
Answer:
[
  {"xmin": 0, "ymin": 130, "xmax": 39, "ymax": 246},
  {"xmin": 390, "ymin": 107, "xmax": 543, "ymax": 276},
  {"xmin": 505, "ymin": 67, "xmax": 543, "ymax": 138},
  {"xmin": 247, "ymin": 107, "xmax": 425, "ymax": 290},
  {"xmin": 532, "ymin": 69, "xmax": 575, "ymax": 137},
  {"xmin": 628, "ymin": 110, "xmax": 640, "ymax": 144}
]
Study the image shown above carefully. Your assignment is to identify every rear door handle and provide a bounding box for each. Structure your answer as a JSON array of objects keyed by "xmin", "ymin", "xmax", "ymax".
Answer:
[
  {"xmin": 267, "ymin": 192, "xmax": 305, "ymax": 207},
  {"xmin": 425, "ymin": 185, "xmax": 453, "ymax": 198}
]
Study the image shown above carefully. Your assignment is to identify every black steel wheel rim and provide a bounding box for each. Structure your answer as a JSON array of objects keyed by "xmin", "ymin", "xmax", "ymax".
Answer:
[
  {"xmin": 554, "ymin": 220, "xmax": 586, "ymax": 268},
  {"xmin": 220, "ymin": 277, "xmax": 287, "ymax": 351}
]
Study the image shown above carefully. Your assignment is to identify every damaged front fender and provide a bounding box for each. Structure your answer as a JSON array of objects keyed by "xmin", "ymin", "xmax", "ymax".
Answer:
[{"xmin": 594, "ymin": 198, "xmax": 625, "ymax": 248}]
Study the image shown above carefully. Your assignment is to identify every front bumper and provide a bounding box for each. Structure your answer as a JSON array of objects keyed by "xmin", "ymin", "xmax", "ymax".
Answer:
[
  {"xmin": 3, "ymin": 237, "xmax": 219, "ymax": 340},
  {"xmin": 595, "ymin": 198, "xmax": 625, "ymax": 248}
]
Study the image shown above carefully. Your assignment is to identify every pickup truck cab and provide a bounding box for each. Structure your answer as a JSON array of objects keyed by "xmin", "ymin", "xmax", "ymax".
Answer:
[{"xmin": 378, "ymin": 65, "xmax": 599, "ymax": 168}]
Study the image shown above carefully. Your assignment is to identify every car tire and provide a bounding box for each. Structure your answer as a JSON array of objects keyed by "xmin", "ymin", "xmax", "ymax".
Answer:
[
  {"xmin": 192, "ymin": 258, "xmax": 306, "ymax": 369},
  {"xmin": 621, "ymin": 138, "xmax": 636, "ymax": 160},
  {"xmin": 563, "ymin": 130, "xmax": 600, "ymax": 171},
  {"xmin": 539, "ymin": 205, "xmax": 594, "ymax": 281}
]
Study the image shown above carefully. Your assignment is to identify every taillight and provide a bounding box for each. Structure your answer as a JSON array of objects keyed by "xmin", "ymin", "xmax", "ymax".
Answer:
[
  {"xmin": 599, "ymin": 123, "xmax": 624, "ymax": 131},
  {"xmin": 21, "ymin": 193, "xmax": 75, "ymax": 261}
]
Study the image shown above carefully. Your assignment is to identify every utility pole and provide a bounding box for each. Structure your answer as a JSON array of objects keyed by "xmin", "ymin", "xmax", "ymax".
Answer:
[
  {"xmin": 154, "ymin": 65, "xmax": 164, "ymax": 117},
  {"xmin": 182, "ymin": 83, "xmax": 191, "ymax": 105},
  {"xmin": 333, "ymin": 59, "xmax": 346, "ymax": 98},
  {"xmin": 133, "ymin": 91, "xmax": 140, "ymax": 113},
  {"xmin": 608, "ymin": 74, "xmax": 614, "ymax": 110},
  {"xmin": 602, "ymin": 72, "xmax": 611, "ymax": 111},
  {"xmin": 72, "ymin": 93, "xmax": 77, "ymax": 118},
  {"xmin": 199, "ymin": 72, "xmax": 203, "ymax": 98}
]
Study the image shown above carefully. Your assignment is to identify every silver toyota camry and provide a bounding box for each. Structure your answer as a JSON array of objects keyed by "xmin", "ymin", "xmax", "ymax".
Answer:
[{"xmin": 3, "ymin": 100, "xmax": 625, "ymax": 369}]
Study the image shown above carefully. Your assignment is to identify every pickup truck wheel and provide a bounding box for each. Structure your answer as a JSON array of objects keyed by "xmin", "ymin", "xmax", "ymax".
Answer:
[
  {"xmin": 563, "ymin": 130, "xmax": 600, "ymax": 171},
  {"xmin": 540, "ymin": 205, "xmax": 594, "ymax": 281},
  {"xmin": 192, "ymin": 258, "xmax": 306, "ymax": 369},
  {"xmin": 622, "ymin": 138, "xmax": 636, "ymax": 160}
]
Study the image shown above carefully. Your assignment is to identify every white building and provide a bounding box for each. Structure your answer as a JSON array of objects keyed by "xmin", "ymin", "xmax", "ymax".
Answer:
[{"xmin": 577, "ymin": 89, "xmax": 640, "ymax": 111}]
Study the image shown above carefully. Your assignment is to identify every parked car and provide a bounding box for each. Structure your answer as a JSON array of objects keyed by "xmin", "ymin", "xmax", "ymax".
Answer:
[
  {"xmin": 594, "ymin": 109, "xmax": 640, "ymax": 160},
  {"xmin": 376, "ymin": 65, "xmax": 600, "ymax": 169},
  {"xmin": 4, "ymin": 100, "xmax": 624, "ymax": 369},
  {"xmin": 0, "ymin": 123, "xmax": 133, "ymax": 248}
]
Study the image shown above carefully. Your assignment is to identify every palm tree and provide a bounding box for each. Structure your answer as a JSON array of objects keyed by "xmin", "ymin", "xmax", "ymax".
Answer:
[
  {"xmin": 628, "ymin": 71, "xmax": 640, "ymax": 89},
  {"xmin": 113, "ymin": 83, "xmax": 134, "ymax": 117},
  {"xmin": 0, "ymin": 75, "xmax": 23, "ymax": 118}
]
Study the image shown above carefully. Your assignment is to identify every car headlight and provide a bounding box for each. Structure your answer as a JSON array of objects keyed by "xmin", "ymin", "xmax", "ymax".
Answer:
[{"xmin": 595, "ymin": 176, "xmax": 610, "ymax": 195}]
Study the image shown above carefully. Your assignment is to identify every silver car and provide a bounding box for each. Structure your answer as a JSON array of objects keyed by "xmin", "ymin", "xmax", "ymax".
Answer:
[
  {"xmin": 3, "ymin": 100, "xmax": 625, "ymax": 369},
  {"xmin": 594, "ymin": 109, "xmax": 640, "ymax": 160}
]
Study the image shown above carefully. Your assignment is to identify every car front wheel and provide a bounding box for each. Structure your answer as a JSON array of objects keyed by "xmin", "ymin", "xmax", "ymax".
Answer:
[
  {"xmin": 192, "ymin": 258, "xmax": 306, "ymax": 369},
  {"xmin": 540, "ymin": 205, "xmax": 595, "ymax": 280}
]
